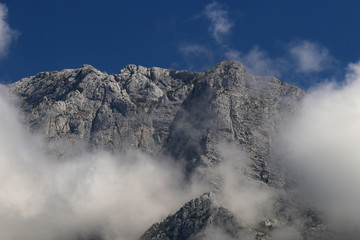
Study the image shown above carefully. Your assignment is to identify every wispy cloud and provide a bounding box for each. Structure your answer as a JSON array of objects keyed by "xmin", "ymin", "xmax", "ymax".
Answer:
[
  {"xmin": 179, "ymin": 44, "xmax": 213, "ymax": 58},
  {"xmin": 225, "ymin": 41, "xmax": 336, "ymax": 80},
  {"xmin": 241, "ymin": 47, "xmax": 282, "ymax": 77},
  {"xmin": 224, "ymin": 48, "xmax": 241, "ymax": 60},
  {"xmin": 214, "ymin": 143, "xmax": 275, "ymax": 226},
  {"xmin": 0, "ymin": 3, "xmax": 18, "ymax": 58},
  {"xmin": 279, "ymin": 60, "xmax": 360, "ymax": 235},
  {"xmin": 203, "ymin": 2, "xmax": 233, "ymax": 43},
  {"xmin": 178, "ymin": 2, "xmax": 232, "ymax": 71},
  {"xmin": 180, "ymin": 2, "xmax": 337, "ymax": 84},
  {"xmin": 178, "ymin": 43, "xmax": 214, "ymax": 71},
  {"xmin": 288, "ymin": 40, "xmax": 335, "ymax": 73},
  {"xmin": 226, "ymin": 47, "xmax": 284, "ymax": 77}
]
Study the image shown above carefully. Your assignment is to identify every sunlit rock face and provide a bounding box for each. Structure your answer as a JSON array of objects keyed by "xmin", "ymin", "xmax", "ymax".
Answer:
[{"xmin": 10, "ymin": 61, "xmax": 311, "ymax": 239}]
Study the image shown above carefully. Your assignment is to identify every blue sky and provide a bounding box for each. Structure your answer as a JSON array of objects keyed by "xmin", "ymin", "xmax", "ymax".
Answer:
[{"xmin": 0, "ymin": 0, "xmax": 359, "ymax": 88}]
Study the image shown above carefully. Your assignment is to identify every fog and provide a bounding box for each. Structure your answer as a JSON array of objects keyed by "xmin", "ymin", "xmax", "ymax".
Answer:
[
  {"xmin": 214, "ymin": 143, "xmax": 275, "ymax": 227},
  {"xmin": 0, "ymin": 85, "xmax": 208, "ymax": 240},
  {"xmin": 280, "ymin": 61, "xmax": 360, "ymax": 234}
]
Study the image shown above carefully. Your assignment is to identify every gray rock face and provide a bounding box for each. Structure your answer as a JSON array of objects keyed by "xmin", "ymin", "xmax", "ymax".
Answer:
[
  {"xmin": 11, "ymin": 64, "xmax": 200, "ymax": 154},
  {"xmin": 10, "ymin": 60, "xmax": 307, "ymax": 239},
  {"xmin": 11, "ymin": 61, "xmax": 303, "ymax": 182}
]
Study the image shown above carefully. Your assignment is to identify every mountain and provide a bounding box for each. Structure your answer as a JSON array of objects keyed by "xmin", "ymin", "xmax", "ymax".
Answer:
[
  {"xmin": 10, "ymin": 61, "xmax": 302, "ymax": 181},
  {"xmin": 9, "ymin": 60, "xmax": 329, "ymax": 239}
]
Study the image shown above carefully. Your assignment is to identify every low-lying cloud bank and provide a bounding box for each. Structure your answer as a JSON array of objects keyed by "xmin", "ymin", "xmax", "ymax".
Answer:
[
  {"xmin": 280, "ymin": 61, "xmax": 360, "ymax": 234},
  {"xmin": 0, "ymin": 85, "xmax": 208, "ymax": 240}
]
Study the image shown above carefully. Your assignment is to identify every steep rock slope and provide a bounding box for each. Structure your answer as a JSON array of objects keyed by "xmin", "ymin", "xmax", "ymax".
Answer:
[{"xmin": 10, "ymin": 61, "xmax": 306, "ymax": 239}]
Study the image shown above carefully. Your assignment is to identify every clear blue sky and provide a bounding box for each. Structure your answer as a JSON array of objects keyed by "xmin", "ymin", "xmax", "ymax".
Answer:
[{"xmin": 0, "ymin": 0, "xmax": 359, "ymax": 88}]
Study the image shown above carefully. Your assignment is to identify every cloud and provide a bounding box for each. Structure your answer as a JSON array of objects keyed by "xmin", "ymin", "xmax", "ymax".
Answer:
[
  {"xmin": 212, "ymin": 143, "xmax": 275, "ymax": 227},
  {"xmin": 204, "ymin": 2, "xmax": 233, "ymax": 43},
  {"xmin": 0, "ymin": 85, "xmax": 208, "ymax": 240},
  {"xmin": 180, "ymin": 2, "xmax": 338, "ymax": 83},
  {"xmin": 223, "ymin": 40, "xmax": 337, "ymax": 82},
  {"xmin": 179, "ymin": 2, "xmax": 232, "ymax": 70},
  {"xmin": 201, "ymin": 226, "xmax": 254, "ymax": 240},
  {"xmin": 0, "ymin": 3, "xmax": 18, "ymax": 58},
  {"xmin": 288, "ymin": 40, "xmax": 335, "ymax": 73},
  {"xmin": 225, "ymin": 41, "xmax": 336, "ymax": 80},
  {"xmin": 224, "ymin": 48, "xmax": 241, "ymax": 61},
  {"xmin": 279, "ymin": 60, "xmax": 360, "ymax": 235},
  {"xmin": 240, "ymin": 47, "xmax": 279, "ymax": 77},
  {"xmin": 225, "ymin": 47, "xmax": 284, "ymax": 77},
  {"xmin": 270, "ymin": 227, "xmax": 302, "ymax": 240},
  {"xmin": 178, "ymin": 43, "xmax": 214, "ymax": 71},
  {"xmin": 179, "ymin": 43, "xmax": 213, "ymax": 58}
]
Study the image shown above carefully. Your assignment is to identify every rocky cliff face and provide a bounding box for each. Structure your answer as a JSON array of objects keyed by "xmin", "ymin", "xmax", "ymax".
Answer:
[
  {"xmin": 11, "ymin": 61, "xmax": 303, "ymax": 181},
  {"xmin": 10, "ymin": 60, "xmax": 309, "ymax": 239}
]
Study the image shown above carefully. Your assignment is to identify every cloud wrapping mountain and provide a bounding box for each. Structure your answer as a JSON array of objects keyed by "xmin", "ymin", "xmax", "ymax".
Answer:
[{"xmin": 280, "ymin": 61, "xmax": 360, "ymax": 236}]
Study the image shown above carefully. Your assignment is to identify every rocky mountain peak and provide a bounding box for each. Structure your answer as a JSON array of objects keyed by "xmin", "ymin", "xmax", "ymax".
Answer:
[
  {"xmin": 8, "ymin": 61, "xmax": 310, "ymax": 239},
  {"xmin": 10, "ymin": 60, "xmax": 304, "ymax": 183}
]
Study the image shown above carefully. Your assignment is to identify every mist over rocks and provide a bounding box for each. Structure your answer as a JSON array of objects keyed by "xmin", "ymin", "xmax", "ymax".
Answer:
[{"xmin": 5, "ymin": 60, "xmax": 332, "ymax": 240}]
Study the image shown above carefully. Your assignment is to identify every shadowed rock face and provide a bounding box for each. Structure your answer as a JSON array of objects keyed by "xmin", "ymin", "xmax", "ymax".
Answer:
[{"xmin": 10, "ymin": 60, "xmax": 308, "ymax": 239}]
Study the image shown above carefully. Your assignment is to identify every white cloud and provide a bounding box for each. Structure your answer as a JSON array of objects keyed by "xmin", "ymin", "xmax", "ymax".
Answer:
[
  {"xmin": 0, "ymin": 3, "xmax": 18, "ymax": 58},
  {"xmin": 183, "ymin": 2, "xmax": 337, "ymax": 81},
  {"xmin": 204, "ymin": 2, "xmax": 233, "ymax": 43},
  {"xmin": 226, "ymin": 47, "xmax": 284, "ymax": 77},
  {"xmin": 213, "ymin": 143, "xmax": 275, "ymax": 226},
  {"xmin": 178, "ymin": 43, "xmax": 214, "ymax": 71},
  {"xmin": 280, "ymin": 60, "xmax": 360, "ymax": 234},
  {"xmin": 288, "ymin": 40, "xmax": 334, "ymax": 73},
  {"xmin": 224, "ymin": 48, "xmax": 241, "ymax": 60},
  {"xmin": 224, "ymin": 41, "xmax": 335, "ymax": 78}
]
